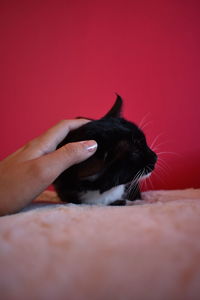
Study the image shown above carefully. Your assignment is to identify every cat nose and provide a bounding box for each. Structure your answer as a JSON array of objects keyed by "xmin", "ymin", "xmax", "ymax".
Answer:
[{"xmin": 147, "ymin": 148, "xmax": 157, "ymax": 164}]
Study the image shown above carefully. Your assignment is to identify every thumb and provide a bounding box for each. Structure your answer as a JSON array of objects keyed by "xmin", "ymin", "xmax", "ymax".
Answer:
[{"xmin": 35, "ymin": 140, "xmax": 98, "ymax": 183}]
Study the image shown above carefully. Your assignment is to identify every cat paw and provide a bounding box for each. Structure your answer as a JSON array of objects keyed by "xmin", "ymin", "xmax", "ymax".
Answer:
[
  {"xmin": 110, "ymin": 199, "xmax": 127, "ymax": 206},
  {"xmin": 110, "ymin": 199, "xmax": 145, "ymax": 206},
  {"xmin": 126, "ymin": 199, "xmax": 146, "ymax": 206}
]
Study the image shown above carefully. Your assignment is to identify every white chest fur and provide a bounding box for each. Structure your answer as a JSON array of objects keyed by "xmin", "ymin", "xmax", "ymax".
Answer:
[{"xmin": 80, "ymin": 184, "xmax": 125, "ymax": 205}]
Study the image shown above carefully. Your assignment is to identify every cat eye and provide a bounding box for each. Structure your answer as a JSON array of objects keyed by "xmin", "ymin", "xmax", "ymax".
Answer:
[{"xmin": 133, "ymin": 139, "xmax": 144, "ymax": 147}]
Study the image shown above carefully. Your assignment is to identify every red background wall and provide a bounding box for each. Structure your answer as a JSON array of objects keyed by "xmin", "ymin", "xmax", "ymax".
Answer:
[{"xmin": 1, "ymin": 0, "xmax": 200, "ymax": 190}]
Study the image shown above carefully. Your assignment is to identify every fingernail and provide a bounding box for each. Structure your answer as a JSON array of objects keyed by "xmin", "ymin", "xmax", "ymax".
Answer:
[{"xmin": 81, "ymin": 140, "xmax": 98, "ymax": 152}]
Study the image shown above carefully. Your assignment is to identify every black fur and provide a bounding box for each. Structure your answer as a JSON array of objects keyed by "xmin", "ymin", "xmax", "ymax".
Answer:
[{"xmin": 54, "ymin": 95, "xmax": 157, "ymax": 205}]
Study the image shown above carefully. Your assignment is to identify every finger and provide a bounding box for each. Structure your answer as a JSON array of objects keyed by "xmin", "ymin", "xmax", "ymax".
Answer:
[
  {"xmin": 32, "ymin": 140, "xmax": 98, "ymax": 185},
  {"xmin": 19, "ymin": 119, "xmax": 90, "ymax": 160},
  {"xmin": 34, "ymin": 119, "xmax": 90, "ymax": 152},
  {"xmin": 38, "ymin": 119, "xmax": 90, "ymax": 149}
]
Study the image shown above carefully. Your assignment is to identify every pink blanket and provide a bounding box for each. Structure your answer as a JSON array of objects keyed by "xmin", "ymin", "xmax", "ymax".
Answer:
[{"xmin": 1, "ymin": 189, "xmax": 200, "ymax": 300}]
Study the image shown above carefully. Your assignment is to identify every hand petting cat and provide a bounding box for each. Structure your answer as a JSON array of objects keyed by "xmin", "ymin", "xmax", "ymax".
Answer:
[{"xmin": 0, "ymin": 119, "xmax": 97, "ymax": 216}]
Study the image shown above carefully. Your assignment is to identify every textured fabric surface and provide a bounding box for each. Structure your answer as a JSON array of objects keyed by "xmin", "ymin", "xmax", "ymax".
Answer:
[{"xmin": 1, "ymin": 189, "xmax": 200, "ymax": 300}]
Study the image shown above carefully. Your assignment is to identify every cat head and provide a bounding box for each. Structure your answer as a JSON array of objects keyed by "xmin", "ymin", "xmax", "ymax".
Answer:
[{"xmin": 55, "ymin": 95, "xmax": 157, "ymax": 194}]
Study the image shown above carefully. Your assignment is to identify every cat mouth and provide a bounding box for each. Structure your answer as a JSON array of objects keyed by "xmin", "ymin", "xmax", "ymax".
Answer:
[
  {"xmin": 139, "ymin": 164, "xmax": 155, "ymax": 180},
  {"xmin": 140, "ymin": 172, "xmax": 152, "ymax": 180}
]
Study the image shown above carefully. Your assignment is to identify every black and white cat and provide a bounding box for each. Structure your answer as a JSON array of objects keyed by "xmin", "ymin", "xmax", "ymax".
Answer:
[{"xmin": 54, "ymin": 95, "xmax": 157, "ymax": 205}]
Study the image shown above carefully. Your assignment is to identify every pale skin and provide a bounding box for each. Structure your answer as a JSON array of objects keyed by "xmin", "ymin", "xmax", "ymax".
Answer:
[{"xmin": 0, "ymin": 119, "xmax": 97, "ymax": 216}]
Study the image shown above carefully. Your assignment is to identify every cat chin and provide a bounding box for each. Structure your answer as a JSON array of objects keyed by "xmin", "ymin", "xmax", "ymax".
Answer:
[
  {"xmin": 80, "ymin": 184, "xmax": 125, "ymax": 205},
  {"xmin": 140, "ymin": 172, "xmax": 152, "ymax": 180}
]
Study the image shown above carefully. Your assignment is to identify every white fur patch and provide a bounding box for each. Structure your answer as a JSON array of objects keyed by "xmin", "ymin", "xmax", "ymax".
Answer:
[{"xmin": 80, "ymin": 184, "xmax": 125, "ymax": 205}]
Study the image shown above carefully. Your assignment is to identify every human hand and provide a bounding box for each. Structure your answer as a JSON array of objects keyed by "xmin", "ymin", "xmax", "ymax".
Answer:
[{"xmin": 0, "ymin": 119, "xmax": 97, "ymax": 216}]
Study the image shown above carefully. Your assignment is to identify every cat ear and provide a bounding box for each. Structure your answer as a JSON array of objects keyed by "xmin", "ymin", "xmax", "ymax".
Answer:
[{"xmin": 102, "ymin": 94, "xmax": 123, "ymax": 118}]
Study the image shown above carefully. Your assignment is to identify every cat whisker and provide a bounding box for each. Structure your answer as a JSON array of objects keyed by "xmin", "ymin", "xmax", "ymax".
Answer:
[
  {"xmin": 152, "ymin": 168, "xmax": 166, "ymax": 185},
  {"xmin": 139, "ymin": 169, "xmax": 147, "ymax": 191},
  {"xmin": 127, "ymin": 169, "xmax": 146, "ymax": 199},
  {"xmin": 139, "ymin": 176, "xmax": 146, "ymax": 191},
  {"xmin": 144, "ymin": 177, "xmax": 150, "ymax": 190},
  {"xmin": 150, "ymin": 132, "xmax": 165, "ymax": 150},
  {"xmin": 157, "ymin": 157, "xmax": 170, "ymax": 170},
  {"xmin": 153, "ymin": 155, "xmax": 169, "ymax": 180},
  {"xmin": 140, "ymin": 121, "xmax": 153, "ymax": 131},
  {"xmin": 127, "ymin": 172, "xmax": 140, "ymax": 193},
  {"xmin": 127, "ymin": 170, "xmax": 143, "ymax": 197},
  {"xmin": 147, "ymin": 169, "xmax": 155, "ymax": 190},
  {"xmin": 156, "ymin": 151, "xmax": 180, "ymax": 157},
  {"xmin": 129, "ymin": 184, "xmax": 140, "ymax": 199},
  {"xmin": 139, "ymin": 167, "xmax": 152, "ymax": 191},
  {"xmin": 151, "ymin": 141, "xmax": 171, "ymax": 152},
  {"xmin": 156, "ymin": 164, "xmax": 168, "ymax": 174},
  {"xmin": 148, "ymin": 176, "xmax": 154, "ymax": 190},
  {"xmin": 139, "ymin": 112, "xmax": 151, "ymax": 129}
]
